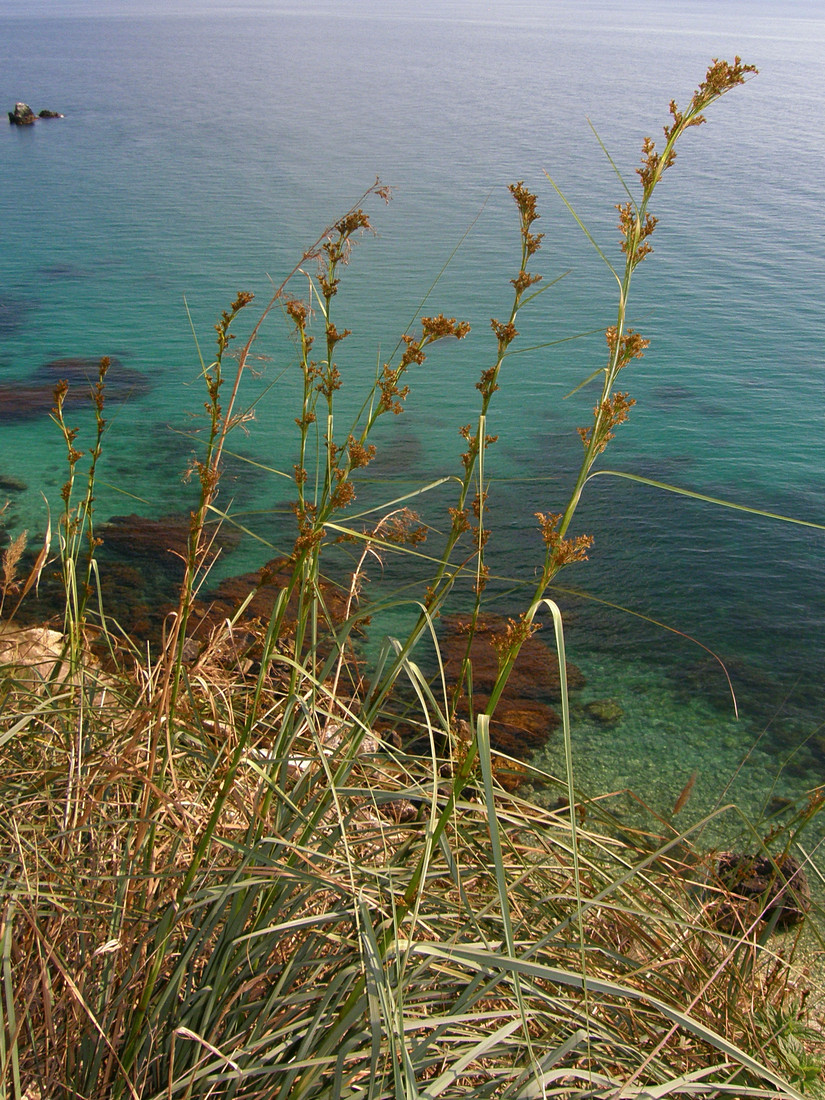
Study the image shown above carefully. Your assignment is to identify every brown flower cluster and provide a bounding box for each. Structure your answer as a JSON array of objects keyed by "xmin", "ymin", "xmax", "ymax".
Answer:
[
  {"xmin": 52, "ymin": 381, "xmax": 82, "ymax": 469},
  {"xmin": 663, "ymin": 97, "xmax": 707, "ymax": 142},
  {"xmin": 471, "ymin": 490, "xmax": 487, "ymax": 519},
  {"xmin": 536, "ymin": 512, "xmax": 594, "ymax": 568},
  {"xmin": 290, "ymin": 500, "xmax": 324, "ymax": 556},
  {"xmin": 511, "ymin": 269, "xmax": 543, "ymax": 294},
  {"xmin": 421, "ymin": 314, "xmax": 471, "ymax": 341},
  {"xmin": 689, "ymin": 56, "xmax": 758, "ymax": 116},
  {"xmin": 448, "ymin": 507, "xmax": 469, "ymax": 536},
  {"xmin": 637, "ymin": 135, "xmax": 677, "ymax": 197},
  {"xmin": 329, "ymin": 467, "xmax": 355, "ymax": 510},
  {"xmin": 508, "ymin": 182, "xmax": 543, "ymax": 302},
  {"xmin": 490, "ymin": 318, "xmax": 518, "ymax": 349},
  {"xmin": 347, "ymin": 436, "xmax": 376, "ymax": 469},
  {"xmin": 317, "ymin": 363, "xmax": 342, "ymax": 400},
  {"xmin": 89, "ymin": 355, "xmax": 110, "ymax": 417},
  {"xmin": 459, "ymin": 424, "xmax": 498, "ymax": 473},
  {"xmin": 399, "ymin": 335, "xmax": 426, "ymax": 369},
  {"xmin": 490, "ymin": 615, "xmax": 540, "ymax": 665},
  {"xmin": 334, "ymin": 210, "xmax": 372, "ymax": 236},
  {"xmin": 286, "ymin": 298, "xmax": 315, "ymax": 356},
  {"xmin": 285, "ymin": 298, "xmax": 308, "ymax": 328},
  {"xmin": 378, "ymin": 364, "xmax": 410, "ymax": 415},
  {"xmin": 509, "ymin": 181, "xmax": 544, "ymax": 258},
  {"xmin": 378, "ymin": 315, "xmax": 470, "ymax": 415},
  {"xmin": 638, "ymin": 57, "xmax": 756, "ymax": 199},
  {"xmin": 372, "ymin": 508, "xmax": 428, "ymax": 547},
  {"xmin": 616, "ymin": 203, "xmax": 658, "ymax": 264},
  {"xmin": 317, "ymin": 272, "xmax": 340, "ymax": 300},
  {"xmin": 214, "ymin": 290, "xmax": 254, "ymax": 355},
  {"xmin": 605, "ymin": 326, "xmax": 649, "ymax": 369},
  {"xmin": 317, "ymin": 209, "xmax": 375, "ymax": 300},
  {"xmin": 577, "ymin": 391, "xmax": 636, "ymax": 454},
  {"xmin": 476, "ymin": 366, "xmax": 499, "ymax": 400},
  {"xmin": 326, "ymin": 322, "xmax": 351, "ymax": 348}
]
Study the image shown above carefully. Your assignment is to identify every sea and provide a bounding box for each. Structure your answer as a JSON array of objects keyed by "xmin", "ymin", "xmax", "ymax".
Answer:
[{"xmin": 2, "ymin": 0, "xmax": 824, "ymax": 836}]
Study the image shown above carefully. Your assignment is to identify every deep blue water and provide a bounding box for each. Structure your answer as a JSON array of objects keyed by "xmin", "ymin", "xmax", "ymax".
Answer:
[{"xmin": 2, "ymin": 0, "xmax": 824, "ymax": 815}]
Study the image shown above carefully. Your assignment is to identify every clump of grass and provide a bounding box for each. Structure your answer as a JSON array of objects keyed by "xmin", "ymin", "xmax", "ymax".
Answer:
[{"xmin": 2, "ymin": 57, "xmax": 824, "ymax": 1100}]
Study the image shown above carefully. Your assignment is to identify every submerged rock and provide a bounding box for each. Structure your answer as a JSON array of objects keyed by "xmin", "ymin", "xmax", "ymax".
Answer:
[
  {"xmin": 0, "ymin": 356, "xmax": 151, "ymax": 422},
  {"xmin": 474, "ymin": 695, "xmax": 561, "ymax": 760},
  {"xmin": 197, "ymin": 557, "xmax": 351, "ymax": 646},
  {"xmin": 585, "ymin": 698, "xmax": 624, "ymax": 726},
  {"xmin": 38, "ymin": 356, "xmax": 151, "ymax": 396},
  {"xmin": 439, "ymin": 613, "xmax": 585, "ymax": 760},
  {"xmin": 0, "ymin": 294, "xmax": 38, "ymax": 337},
  {"xmin": 100, "ymin": 512, "xmax": 240, "ymax": 579},
  {"xmin": 441, "ymin": 613, "xmax": 585, "ymax": 704},
  {"xmin": 0, "ymin": 475, "xmax": 26, "ymax": 493},
  {"xmin": 10, "ymin": 515, "xmax": 244, "ymax": 646}
]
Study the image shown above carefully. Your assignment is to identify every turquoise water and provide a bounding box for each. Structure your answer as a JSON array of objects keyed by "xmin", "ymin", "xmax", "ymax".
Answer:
[{"xmin": 2, "ymin": 0, "xmax": 825, "ymax": 819}]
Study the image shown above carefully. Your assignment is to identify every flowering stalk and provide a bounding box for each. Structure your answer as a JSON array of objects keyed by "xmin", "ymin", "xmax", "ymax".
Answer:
[
  {"xmin": 482, "ymin": 57, "xmax": 757, "ymax": 716},
  {"xmin": 51, "ymin": 356, "xmax": 109, "ymax": 662},
  {"xmin": 557, "ymin": 56, "xmax": 757, "ymax": 548},
  {"xmin": 441, "ymin": 182, "xmax": 546, "ymax": 722}
]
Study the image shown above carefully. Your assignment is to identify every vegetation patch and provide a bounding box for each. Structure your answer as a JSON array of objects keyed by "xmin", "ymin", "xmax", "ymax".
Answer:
[{"xmin": 2, "ymin": 58, "xmax": 824, "ymax": 1099}]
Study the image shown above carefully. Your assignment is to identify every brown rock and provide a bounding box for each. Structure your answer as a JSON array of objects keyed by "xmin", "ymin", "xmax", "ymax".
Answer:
[
  {"xmin": 715, "ymin": 852, "xmax": 811, "ymax": 932},
  {"xmin": 7, "ymin": 103, "xmax": 63, "ymax": 124},
  {"xmin": 441, "ymin": 613, "xmax": 585, "ymax": 702},
  {"xmin": 585, "ymin": 698, "xmax": 624, "ymax": 725},
  {"xmin": 472, "ymin": 694, "xmax": 561, "ymax": 760},
  {"xmin": 200, "ymin": 557, "xmax": 349, "ymax": 639}
]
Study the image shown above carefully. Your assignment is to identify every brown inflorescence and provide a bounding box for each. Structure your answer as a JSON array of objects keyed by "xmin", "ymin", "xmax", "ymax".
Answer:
[
  {"xmin": 508, "ymin": 180, "xmax": 544, "ymax": 258},
  {"xmin": 637, "ymin": 58, "xmax": 757, "ymax": 199},
  {"xmin": 440, "ymin": 613, "xmax": 586, "ymax": 758},
  {"xmin": 605, "ymin": 325, "xmax": 650, "ymax": 368},
  {"xmin": 536, "ymin": 512, "xmax": 594, "ymax": 568},
  {"xmin": 578, "ymin": 391, "xmax": 636, "ymax": 454},
  {"xmin": 490, "ymin": 319, "xmax": 519, "ymax": 347},
  {"xmin": 346, "ymin": 436, "xmax": 376, "ymax": 470},
  {"xmin": 616, "ymin": 203, "xmax": 658, "ymax": 264},
  {"xmin": 372, "ymin": 508, "xmax": 428, "ymax": 547},
  {"xmin": 421, "ymin": 314, "xmax": 471, "ymax": 341}
]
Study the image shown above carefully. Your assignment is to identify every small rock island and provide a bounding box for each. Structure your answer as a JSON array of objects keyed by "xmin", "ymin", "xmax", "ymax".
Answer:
[{"xmin": 8, "ymin": 102, "xmax": 64, "ymax": 125}]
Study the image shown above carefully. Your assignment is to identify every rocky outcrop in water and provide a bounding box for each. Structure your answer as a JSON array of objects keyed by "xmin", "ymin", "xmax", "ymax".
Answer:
[
  {"xmin": 8, "ymin": 102, "xmax": 63, "ymax": 124},
  {"xmin": 8, "ymin": 103, "xmax": 35, "ymax": 125}
]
